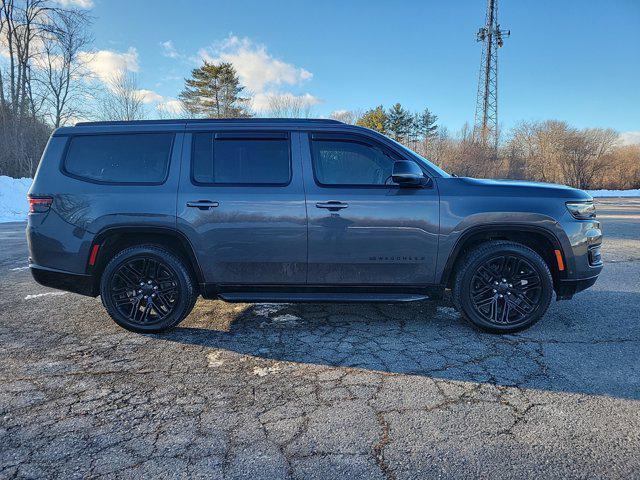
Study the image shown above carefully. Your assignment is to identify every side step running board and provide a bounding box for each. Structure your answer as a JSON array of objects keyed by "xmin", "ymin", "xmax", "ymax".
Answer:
[{"xmin": 218, "ymin": 292, "xmax": 430, "ymax": 303}]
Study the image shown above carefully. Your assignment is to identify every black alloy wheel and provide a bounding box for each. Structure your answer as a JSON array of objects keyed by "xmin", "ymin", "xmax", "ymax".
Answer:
[
  {"xmin": 108, "ymin": 256, "xmax": 180, "ymax": 325},
  {"xmin": 453, "ymin": 241, "xmax": 554, "ymax": 333},
  {"xmin": 469, "ymin": 254, "xmax": 543, "ymax": 325},
  {"xmin": 100, "ymin": 245, "xmax": 197, "ymax": 333}
]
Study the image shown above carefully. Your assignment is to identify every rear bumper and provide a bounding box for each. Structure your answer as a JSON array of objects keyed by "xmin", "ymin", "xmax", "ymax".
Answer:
[
  {"xmin": 30, "ymin": 264, "xmax": 97, "ymax": 297},
  {"xmin": 556, "ymin": 275, "xmax": 599, "ymax": 300}
]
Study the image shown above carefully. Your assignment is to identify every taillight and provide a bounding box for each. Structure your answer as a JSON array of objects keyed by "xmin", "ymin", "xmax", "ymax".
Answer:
[{"xmin": 28, "ymin": 196, "xmax": 53, "ymax": 213}]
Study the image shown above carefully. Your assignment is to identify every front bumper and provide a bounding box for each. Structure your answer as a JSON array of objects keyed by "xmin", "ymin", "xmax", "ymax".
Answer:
[
  {"xmin": 555, "ymin": 216, "xmax": 602, "ymax": 299},
  {"xmin": 556, "ymin": 275, "xmax": 599, "ymax": 300}
]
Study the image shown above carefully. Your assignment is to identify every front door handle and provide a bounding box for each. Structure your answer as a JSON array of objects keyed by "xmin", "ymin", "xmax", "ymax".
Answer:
[
  {"xmin": 315, "ymin": 201, "xmax": 348, "ymax": 211},
  {"xmin": 186, "ymin": 200, "xmax": 219, "ymax": 210}
]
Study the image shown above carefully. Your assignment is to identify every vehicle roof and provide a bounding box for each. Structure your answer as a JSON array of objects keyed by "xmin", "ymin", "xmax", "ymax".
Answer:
[
  {"xmin": 75, "ymin": 118, "xmax": 344, "ymax": 127},
  {"xmin": 53, "ymin": 118, "xmax": 351, "ymax": 135}
]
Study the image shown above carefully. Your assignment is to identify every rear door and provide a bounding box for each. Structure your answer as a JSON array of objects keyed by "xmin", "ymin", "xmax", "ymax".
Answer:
[
  {"xmin": 177, "ymin": 129, "xmax": 307, "ymax": 285},
  {"xmin": 301, "ymin": 131, "xmax": 439, "ymax": 285}
]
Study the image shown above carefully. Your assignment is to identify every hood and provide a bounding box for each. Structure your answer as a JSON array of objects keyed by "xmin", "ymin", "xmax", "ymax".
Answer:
[{"xmin": 455, "ymin": 177, "xmax": 593, "ymax": 200}]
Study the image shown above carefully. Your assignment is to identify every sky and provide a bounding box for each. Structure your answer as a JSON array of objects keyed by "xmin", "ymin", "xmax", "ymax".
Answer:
[{"xmin": 67, "ymin": 0, "xmax": 640, "ymax": 138}]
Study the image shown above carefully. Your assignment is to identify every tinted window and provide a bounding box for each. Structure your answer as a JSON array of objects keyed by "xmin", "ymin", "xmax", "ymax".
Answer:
[
  {"xmin": 311, "ymin": 138, "xmax": 398, "ymax": 186},
  {"xmin": 64, "ymin": 133, "xmax": 173, "ymax": 183},
  {"xmin": 192, "ymin": 133, "xmax": 290, "ymax": 185}
]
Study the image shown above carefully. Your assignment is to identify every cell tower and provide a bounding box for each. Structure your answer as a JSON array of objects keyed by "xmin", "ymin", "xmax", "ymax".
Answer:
[{"xmin": 473, "ymin": 0, "xmax": 510, "ymax": 151}]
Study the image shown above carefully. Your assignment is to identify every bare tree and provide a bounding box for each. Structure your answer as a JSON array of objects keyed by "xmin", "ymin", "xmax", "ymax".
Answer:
[
  {"xmin": 37, "ymin": 8, "xmax": 93, "ymax": 127},
  {"xmin": 505, "ymin": 121, "xmax": 618, "ymax": 188},
  {"xmin": 329, "ymin": 109, "xmax": 362, "ymax": 125},
  {"xmin": 604, "ymin": 145, "xmax": 640, "ymax": 190},
  {"xmin": 455, "ymin": 123, "xmax": 501, "ymax": 178},
  {"xmin": 0, "ymin": 0, "xmax": 55, "ymax": 177},
  {"xmin": 155, "ymin": 99, "xmax": 196, "ymax": 119},
  {"xmin": 421, "ymin": 127, "xmax": 451, "ymax": 167},
  {"xmin": 99, "ymin": 71, "xmax": 146, "ymax": 121},
  {"xmin": 0, "ymin": 1, "xmax": 6, "ymax": 108},
  {"xmin": 264, "ymin": 93, "xmax": 315, "ymax": 118},
  {"xmin": 0, "ymin": 0, "xmax": 55, "ymax": 116},
  {"xmin": 559, "ymin": 128, "xmax": 617, "ymax": 189}
]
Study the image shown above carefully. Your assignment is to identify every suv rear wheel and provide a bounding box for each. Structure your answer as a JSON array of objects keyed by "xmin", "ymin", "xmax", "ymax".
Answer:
[
  {"xmin": 100, "ymin": 245, "xmax": 197, "ymax": 333},
  {"xmin": 453, "ymin": 241, "xmax": 553, "ymax": 333}
]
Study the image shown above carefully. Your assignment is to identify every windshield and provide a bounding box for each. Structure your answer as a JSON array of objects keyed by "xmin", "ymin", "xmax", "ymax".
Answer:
[{"xmin": 389, "ymin": 138, "xmax": 451, "ymax": 178}]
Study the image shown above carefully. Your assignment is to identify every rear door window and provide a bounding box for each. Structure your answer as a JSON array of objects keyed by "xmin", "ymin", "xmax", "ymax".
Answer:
[
  {"xmin": 64, "ymin": 133, "xmax": 174, "ymax": 184},
  {"xmin": 191, "ymin": 132, "xmax": 291, "ymax": 185}
]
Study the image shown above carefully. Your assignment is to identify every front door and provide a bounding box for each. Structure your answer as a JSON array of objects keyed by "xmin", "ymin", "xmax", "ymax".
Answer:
[
  {"xmin": 177, "ymin": 130, "xmax": 307, "ymax": 285},
  {"xmin": 301, "ymin": 132, "xmax": 439, "ymax": 285}
]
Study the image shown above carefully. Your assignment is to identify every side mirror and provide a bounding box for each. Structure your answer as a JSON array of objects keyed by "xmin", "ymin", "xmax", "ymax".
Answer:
[{"xmin": 392, "ymin": 160, "xmax": 426, "ymax": 186}]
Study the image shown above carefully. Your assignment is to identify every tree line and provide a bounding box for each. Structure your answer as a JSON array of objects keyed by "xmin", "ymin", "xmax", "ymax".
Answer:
[
  {"xmin": 1, "ymin": 1, "xmax": 638, "ymax": 189},
  {"xmin": 332, "ymin": 108, "xmax": 639, "ymax": 190}
]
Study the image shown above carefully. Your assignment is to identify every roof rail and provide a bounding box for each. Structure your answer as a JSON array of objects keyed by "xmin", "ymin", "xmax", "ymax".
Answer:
[{"xmin": 75, "ymin": 118, "xmax": 344, "ymax": 126}]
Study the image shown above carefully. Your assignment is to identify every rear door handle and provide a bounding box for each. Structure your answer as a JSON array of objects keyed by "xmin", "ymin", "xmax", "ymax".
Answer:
[
  {"xmin": 187, "ymin": 200, "xmax": 219, "ymax": 210},
  {"xmin": 315, "ymin": 201, "xmax": 348, "ymax": 211}
]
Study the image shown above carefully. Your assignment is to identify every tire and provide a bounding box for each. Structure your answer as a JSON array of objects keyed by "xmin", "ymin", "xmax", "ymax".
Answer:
[
  {"xmin": 452, "ymin": 240, "xmax": 553, "ymax": 333},
  {"xmin": 100, "ymin": 245, "xmax": 198, "ymax": 333}
]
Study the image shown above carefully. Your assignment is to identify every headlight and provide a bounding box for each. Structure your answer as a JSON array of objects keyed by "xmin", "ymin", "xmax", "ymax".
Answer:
[{"xmin": 566, "ymin": 201, "xmax": 596, "ymax": 219}]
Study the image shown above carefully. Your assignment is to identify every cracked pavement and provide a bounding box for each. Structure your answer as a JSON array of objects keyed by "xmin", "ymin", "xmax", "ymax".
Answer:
[{"xmin": 1, "ymin": 198, "xmax": 639, "ymax": 479}]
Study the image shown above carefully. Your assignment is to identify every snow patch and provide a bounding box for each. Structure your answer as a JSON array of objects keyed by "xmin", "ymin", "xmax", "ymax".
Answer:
[
  {"xmin": 206, "ymin": 351, "xmax": 225, "ymax": 367},
  {"xmin": 10, "ymin": 266, "xmax": 30, "ymax": 271},
  {"xmin": 252, "ymin": 365, "xmax": 281, "ymax": 377},
  {"xmin": 25, "ymin": 292, "xmax": 67, "ymax": 300},
  {"xmin": 253, "ymin": 303, "xmax": 288, "ymax": 317},
  {"xmin": 271, "ymin": 314, "xmax": 301, "ymax": 326},
  {"xmin": 587, "ymin": 189, "xmax": 640, "ymax": 198},
  {"xmin": 0, "ymin": 176, "xmax": 32, "ymax": 223}
]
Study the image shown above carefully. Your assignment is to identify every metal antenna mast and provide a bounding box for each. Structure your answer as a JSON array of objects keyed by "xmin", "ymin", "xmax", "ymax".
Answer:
[{"xmin": 473, "ymin": 0, "xmax": 510, "ymax": 151}]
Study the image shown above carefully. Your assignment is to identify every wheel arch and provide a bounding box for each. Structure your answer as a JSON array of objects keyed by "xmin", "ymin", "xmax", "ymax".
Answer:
[
  {"xmin": 441, "ymin": 224, "xmax": 567, "ymax": 292},
  {"xmin": 88, "ymin": 226, "xmax": 204, "ymax": 293}
]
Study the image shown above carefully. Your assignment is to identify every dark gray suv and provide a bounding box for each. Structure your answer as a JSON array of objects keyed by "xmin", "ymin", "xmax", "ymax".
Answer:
[{"xmin": 27, "ymin": 118, "xmax": 603, "ymax": 333}]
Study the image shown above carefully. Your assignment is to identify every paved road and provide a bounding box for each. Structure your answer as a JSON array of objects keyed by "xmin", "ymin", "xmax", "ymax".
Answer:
[{"xmin": 1, "ymin": 199, "xmax": 639, "ymax": 479}]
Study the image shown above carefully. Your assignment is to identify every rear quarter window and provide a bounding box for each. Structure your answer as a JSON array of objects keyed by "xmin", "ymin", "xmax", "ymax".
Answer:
[{"xmin": 63, "ymin": 133, "xmax": 174, "ymax": 184}]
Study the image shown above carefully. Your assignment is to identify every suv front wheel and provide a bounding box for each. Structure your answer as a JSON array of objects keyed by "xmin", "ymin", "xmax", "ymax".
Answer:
[
  {"xmin": 100, "ymin": 245, "xmax": 198, "ymax": 333},
  {"xmin": 453, "ymin": 241, "xmax": 554, "ymax": 333}
]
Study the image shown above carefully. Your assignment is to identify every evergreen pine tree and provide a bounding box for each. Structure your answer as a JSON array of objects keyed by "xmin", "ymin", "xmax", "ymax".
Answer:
[
  {"xmin": 386, "ymin": 103, "xmax": 412, "ymax": 142},
  {"xmin": 179, "ymin": 62, "xmax": 250, "ymax": 118},
  {"xmin": 417, "ymin": 108, "xmax": 438, "ymax": 142}
]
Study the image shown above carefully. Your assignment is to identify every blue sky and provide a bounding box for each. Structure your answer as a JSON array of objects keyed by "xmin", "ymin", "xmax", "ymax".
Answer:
[{"xmin": 85, "ymin": 0, "xmax": 639, "ymax": 136}]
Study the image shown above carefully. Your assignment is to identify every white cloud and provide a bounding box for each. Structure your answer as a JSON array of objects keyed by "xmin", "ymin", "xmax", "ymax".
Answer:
[
  {"xmin": 251, "ymin": 92, "xmax": 321, "ymax": 113},
  {"xmin": 619, "ymin": 131, "xmax": 640, "ymax": 146},
  {"xmin": 54, "ymin": 0, "xmax": 94, "ymax": 8},
  {"xmin": 136, "ymin": 89, "xmax": 164, "ymax": 104},
  {"xmin": 157, "ymin": 99, "xmax": 184, "ymax": 114},
  {"xmin": 79, "ymin": 47, "xmax": 139, "ymax": 84},
  {"xmin": 77, "ymin": 48, "xmax": 165, "ymax": 106},
  {"xmin": 160, "ymin": 41, "xmax": 180, "ymax": 59},
  {"xmin": 199, "ymin": 35, "xmax": 312, "ymax": 93}
]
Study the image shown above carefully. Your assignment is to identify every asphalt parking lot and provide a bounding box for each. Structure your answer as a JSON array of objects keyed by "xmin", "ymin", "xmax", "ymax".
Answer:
[{"xmin": 1, "ymin": 198, "xmax": 639, "ymax": 479}]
